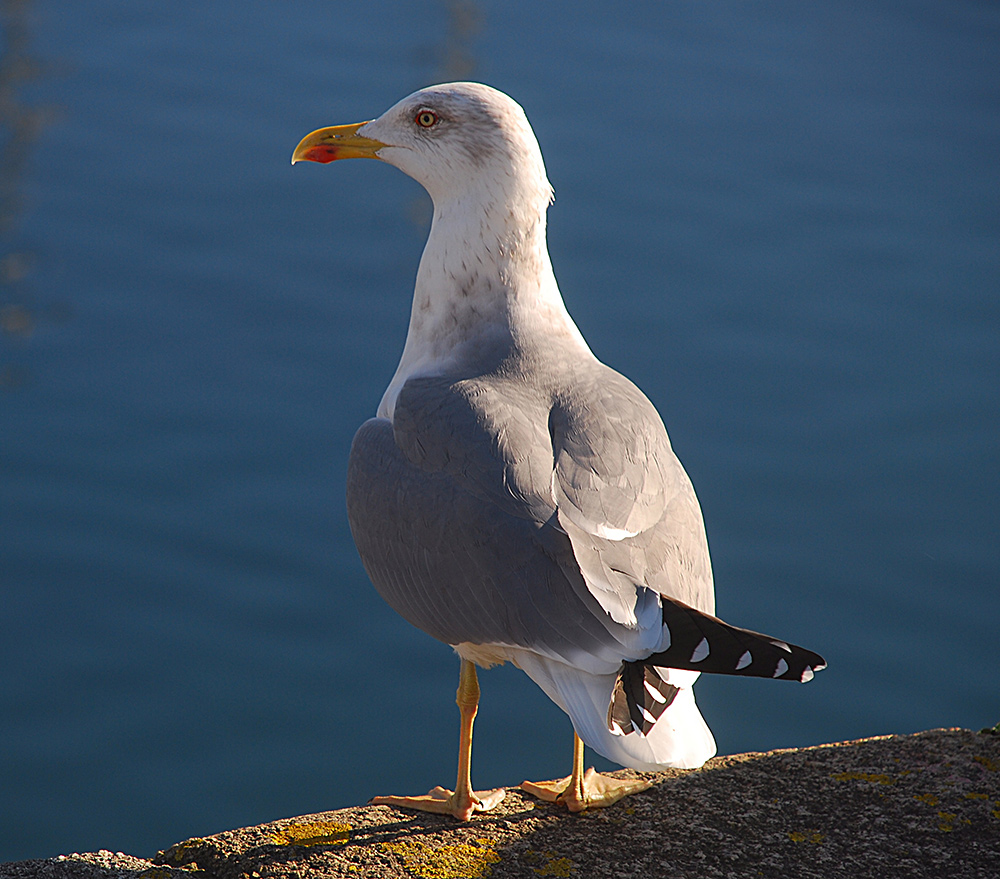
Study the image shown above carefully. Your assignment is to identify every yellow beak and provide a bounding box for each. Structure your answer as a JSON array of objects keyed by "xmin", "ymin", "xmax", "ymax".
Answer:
[{"xmin": 291, "ymin": 122, "xmax": 386, "ymax": 164}]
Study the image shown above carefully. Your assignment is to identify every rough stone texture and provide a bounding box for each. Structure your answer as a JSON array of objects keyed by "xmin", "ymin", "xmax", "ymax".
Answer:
[{"xmin": 3, "ymin": 728, "xmax": 999, "ymax": 878}]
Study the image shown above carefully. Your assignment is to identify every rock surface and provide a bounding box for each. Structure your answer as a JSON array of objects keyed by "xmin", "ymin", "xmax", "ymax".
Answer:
[{"xmin": 3, "ymin": 728, "xmax": 999, "ymax": 878}]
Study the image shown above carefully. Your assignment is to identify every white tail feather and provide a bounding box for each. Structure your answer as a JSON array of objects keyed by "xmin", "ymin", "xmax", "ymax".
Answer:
[{"xmin": 513, "ymin": 651, "xmax": 716, "ymax": 771}]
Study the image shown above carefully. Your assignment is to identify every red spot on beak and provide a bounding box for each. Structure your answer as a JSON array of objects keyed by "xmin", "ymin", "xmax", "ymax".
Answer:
[{"xmin": 302, "ymin": 145, "xmax": 341, "ymax": 163}]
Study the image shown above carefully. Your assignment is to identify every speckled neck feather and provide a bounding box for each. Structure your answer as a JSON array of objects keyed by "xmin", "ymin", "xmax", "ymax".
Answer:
[{"xmin": 356, "ymin": 83, "xmax": 591, "ymax": 419}]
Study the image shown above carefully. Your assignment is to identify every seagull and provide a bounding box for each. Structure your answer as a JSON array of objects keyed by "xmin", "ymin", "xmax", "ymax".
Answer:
[{"xmin": 292, "ymin": 82, "xmax": 825, "ymax": 820}]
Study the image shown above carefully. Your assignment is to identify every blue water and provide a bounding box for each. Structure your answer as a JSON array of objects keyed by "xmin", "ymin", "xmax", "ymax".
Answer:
[{"xmin": 2, "ymin": 0, "xmax": 998, "ymax": 863}]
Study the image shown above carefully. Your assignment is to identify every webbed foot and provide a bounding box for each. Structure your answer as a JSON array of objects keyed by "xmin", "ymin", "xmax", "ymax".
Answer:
[{"xmin": 371, "ymin": 784, "xmax": 506, "ymax": 821}]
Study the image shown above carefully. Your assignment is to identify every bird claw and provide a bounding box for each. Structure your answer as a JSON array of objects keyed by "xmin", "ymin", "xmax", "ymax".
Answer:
[
  {"xmin": 370, "ymin": 785, "xmax": 506, "ymax": 821},
  {"xmin": 521, "ymin": 767, "xmax": 652, "ymax": 812}
]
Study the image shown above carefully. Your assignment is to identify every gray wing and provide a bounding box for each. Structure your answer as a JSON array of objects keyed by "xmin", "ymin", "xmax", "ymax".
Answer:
[
  {"xmin": 345, "ymin": 382, "xmax": 635, "ymax": 667},
  {"xmin": 549, "ymin": 363, "xmax": 714, "ymax": 622},
  {"xmin": 346, "ymin": 365, "xmax": 712, "ymax": 665}
]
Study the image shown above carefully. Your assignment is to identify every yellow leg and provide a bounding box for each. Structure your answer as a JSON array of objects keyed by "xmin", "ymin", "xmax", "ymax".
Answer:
[
  {"xmin": 521, "ymin": 732, "xmax": 653, "ymax": 812},
  {"xmin": 370, "ymin": 659, "xmax": 506, "ymax": 820}
]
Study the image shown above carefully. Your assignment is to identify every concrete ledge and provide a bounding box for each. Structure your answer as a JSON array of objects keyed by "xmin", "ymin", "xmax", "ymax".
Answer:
[{"xmin": 3, "ymin": 728, "xmax": 999, "ymax": 878}]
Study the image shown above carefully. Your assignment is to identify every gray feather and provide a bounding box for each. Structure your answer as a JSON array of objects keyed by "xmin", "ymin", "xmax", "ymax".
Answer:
[{"xmin": 346, "ymin": 355, "xmax": 714, "ymax": 663}]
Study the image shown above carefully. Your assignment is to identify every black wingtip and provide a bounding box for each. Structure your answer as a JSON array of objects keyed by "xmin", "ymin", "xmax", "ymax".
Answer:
[
  {"xmin": 651, "ymin": 596, "xmax": 827, "ymax": 683},
  {"xmin": 607, "ymin": 662, "xmax": 680, "ymax": 737},
  {"xmin": 606, "ymin": 598, "xmax": 826, "ymax": 738}
]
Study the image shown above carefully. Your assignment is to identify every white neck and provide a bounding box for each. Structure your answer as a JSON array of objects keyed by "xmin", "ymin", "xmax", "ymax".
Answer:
[{"xmin": 377, "ymin": 185, "xmax": 592, "ymax": 419}]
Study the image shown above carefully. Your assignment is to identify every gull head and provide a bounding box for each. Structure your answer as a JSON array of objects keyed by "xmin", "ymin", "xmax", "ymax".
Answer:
[{"xmin": 292, "ymin": 82, "xmax": 554, "ymax": 212}]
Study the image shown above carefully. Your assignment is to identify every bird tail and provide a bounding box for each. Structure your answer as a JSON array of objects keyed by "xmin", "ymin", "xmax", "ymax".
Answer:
[
  {"xmin": 509, "ymin": 597, "xmax": 824, "ymax": 770},
  {"xmin": 513, "ymin": 651, "xmax": 717, "ymax": 771}
]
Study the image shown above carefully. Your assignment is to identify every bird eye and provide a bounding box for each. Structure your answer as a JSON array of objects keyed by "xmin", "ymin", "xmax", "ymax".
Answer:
[{"xmin": 415, "ymin": 110, "xmax": 438, "ymax": 128}]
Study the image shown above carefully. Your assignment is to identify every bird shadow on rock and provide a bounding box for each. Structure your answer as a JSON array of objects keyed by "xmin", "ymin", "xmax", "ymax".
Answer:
[{"xmin": 149, "ymin": 729, "xmax": 1000, "ymax": 879}]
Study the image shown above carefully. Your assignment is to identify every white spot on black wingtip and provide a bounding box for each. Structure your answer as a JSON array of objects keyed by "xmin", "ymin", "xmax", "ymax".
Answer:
[
  {"xmin": 690, "ymin": 637, "xmax": 710, "ymax": 662},
  {"xmin": 644, "ymin": 680, "xmax": 668, "ymax": 703},
  {"xmin": 610, "ymin": 720, "xmax": 626, "ymax": 736},
  {"xmin": 800, "ymin": 666, "xmax": 815, "ymax": 683},
  {"xmin": 773, "ymin": 658, "xmax": 789, "ymax": 678},
  {"xmin": 770, "ymin": 639, "xmax": 793, "ymax": 653},
  {"xmin": 814, "ymin": 661, "xmax": 827, "ymax": 672},
  {"xmin": 736, "ymin": 650, "xmax": 752, "ymax": 670},
  {"xmin": 639, "ymin": 706, "xmax": 658, "ymax": 725}
]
